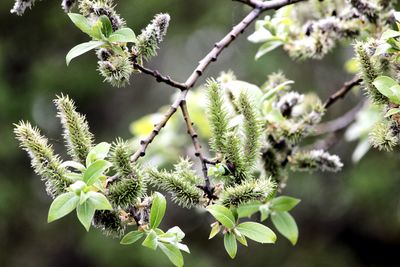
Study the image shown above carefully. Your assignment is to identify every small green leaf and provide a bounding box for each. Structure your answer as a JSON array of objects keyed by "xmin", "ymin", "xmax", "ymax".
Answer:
[
  {"xmin": 372, "ymin": 76, "xmax": 400, "ymax": 104},
  {"xmin": 150, "ymin": 192, "xmax": 167, "ymax": 229},
  {"xmin": 384, "ymin": 108, "xmax": 400, "ymax": 118},
  {"xmin": 63, "ymin": 172, "xmax": 84, "ymax": 181},
  {"xmin": 68, "ymin": 13, "xmax": 93, "ymax": 36},
  {"xmin": 66, "ymin": 41, "xmax": 105, "ymax": 66},
  {"xmin": 142, "ymin": 230, "xmax": 158, "ymax": 250},
  {"xmin": 83, "ymin": 159, "xmax": 112, "ymax": 185},
  {"xmin": 224, "ymin": 232, "xmax": 237, "ymax": 259},
  {"xmin": 86, "ymin": 142, "xmax": 111, "ymax": 167},
  {"xmin": 255, "ymin": 39, "xmax": 283, "ymax": 59},
  {"xmin": 381, "ymin": 29, "xmax": 400, "ymax": 41},
  {"xmin": 259, "ymin": 204, "xmax": 270, "ymax": 222},
  {"xmin": 108, "ymin": 28, "xmax": 137, "ymax": 43},
  {"xmin": 237, "ymin": 201, "xmax": 261, "ymax": 218},
  {"xmin": 271, "ymin": 211, "xmax": 298, "ymax": 245},
  {"xmin": 234, "ymin": 231, "xmax": 248, "ymax": 247},
  {"xmin": 99, "ymin": 15, "xmax": 113, "ymax": 37},
  {"xmin": 209, "ymin": 223, "xmax": 221, "ymax": 239},
  {"xmin": 48, "ymin": 192, "xmax": 79, "ymax": 222},
  {"xmin": 236, "ymin": 222, "xmax": 276, "ymax": 244},
  {"xmin": 76, "ymin": 201, "xmax": 96, "ymax": 231},
  {"xmin": 87, "ymin": 191, "xmax": 112, "ymax": 210},
  {"xmin": 206, "ymin": 205, "xmax": 236, "ymax": 229},
  {"xmin": 270, "ymin": 196, "xmax": 301, "ymax": 212},
  {"xmin": 159, "ymin": 243, "xmax": 184, "ymax": 267},
  {"xmin": 121, "ymin": 231, "xmax": 144, "ymax": 245}
]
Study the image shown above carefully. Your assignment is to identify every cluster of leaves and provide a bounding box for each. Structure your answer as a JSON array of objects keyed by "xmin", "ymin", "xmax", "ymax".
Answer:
[
  {"xmin": 206, "ymin": 195, "xmax": 300, "ymax": 258},
  {"xmin": 14, "ymin": 95, "xmax": 188, "ymax": 266},
  {"xmin": 353, "ymin": 12, "xmax": 400, "ymax": 152},
  {"xmin": 249, "ymin": 0, "xmax": 395, "ymax": 60}
]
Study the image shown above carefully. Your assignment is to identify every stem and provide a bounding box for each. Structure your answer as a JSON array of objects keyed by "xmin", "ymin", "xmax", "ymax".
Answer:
[
  {"xmin": 323, "ymin": 77, "xmax": 362, "ymax": 109},
  {"xmin": 130, "ymin": 0, "xmax": 306, "ymax": 164}
]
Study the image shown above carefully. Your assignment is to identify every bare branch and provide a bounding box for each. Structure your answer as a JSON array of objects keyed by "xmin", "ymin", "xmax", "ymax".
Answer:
[{"xmin": 323, "ymin": 77, "xmax": 362, "ymax": 109}]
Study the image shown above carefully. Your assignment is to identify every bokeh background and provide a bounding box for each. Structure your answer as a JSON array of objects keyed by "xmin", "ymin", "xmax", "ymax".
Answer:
[{"xmin": 1, "ymin": 0, "xmax": 400, "ymax": 266}]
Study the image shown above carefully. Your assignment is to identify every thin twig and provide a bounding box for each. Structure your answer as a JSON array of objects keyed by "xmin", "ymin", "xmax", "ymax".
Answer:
[
  {"xmin": 130, "ymin": 0, "xmax": 306, "ymax": 165},
  {"xmin": 323, "ymin": 77, "xmax": 362, "ymax": 109}
]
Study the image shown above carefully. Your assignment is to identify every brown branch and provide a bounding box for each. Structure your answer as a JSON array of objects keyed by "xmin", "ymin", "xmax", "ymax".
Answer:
[
  {"xmin": 323, "ymin": 77, "xmax": 362, "ymax": 109},
  {"xmin": 130, "ymin": 0, "xmax": 306, "ymax": 165}
]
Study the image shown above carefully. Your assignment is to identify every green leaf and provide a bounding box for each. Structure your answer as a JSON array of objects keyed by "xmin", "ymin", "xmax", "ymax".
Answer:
[
  {"xmin": 159, "ymin": 243, "xmax": 184, "ymax": 267},
  {"xmin": 209, "ymin": 223, "xmax": 221, "ymax": 239},
  {"xmin": 48, "ymin": 192, "xmax": 79, "ymax": 222},
  {"xmin": 224, "ymin": 232, "xmax": 237, "ymax": 259},
  {"xmin": 235, "ymin": 231, "xmax": 248, "ymax": 247},
  {"xmin": 372, "ymin": 76, "xmax": 400, "ymax": 104},
  {"xmin": 237, "ymin": 201, "xmax": 261, "ymax": 218},
  {"xmin": 236, "ymin": 222, "xmax": 276, "ymax": 244},
  {"xmin": 108, "ymin": 28, "xmax": 137, "ymax": 43},
  {"xmin": 121, "ymin": 231, "xmax": 144, "ymax": 245},
  {"xmin": 83, "ymin": 159, "xmax": 112, "ymax": 185},
  {"xmin": 76, "ymin": 201, "xmax": 96, "ymax": 231},
  {"xmin": 384, "ymin": 108, "xmax": 400, "ymax": 118},
  {"xmin": 255, "ymin": 39, "xmax": 283, "ymax": 59},
  {"xmin": 142, "ymin": 230, "xmax": 158, "ymax": 250},
  {"xmin": 271, "ymin": 211, "xmax": 298, "ymax": 245},
  {"xmin": 206, "ymin": 205, "xmax": 236, "ymax": 229},
  {"xmin": 66, "ymin": 41, "xmax": 105, "ymax": 66},
  {"xmin": 99, "ymin": 15, "xmax": 113, "ymax": 37},
  {"xmin": 68, "ymin": 13, "xmax": 93, "ymax": 36},
  {"xmin": 270, "ymin": 196, "xmax": 301, "ymax": 212},
  {"xmin": 87, "ymin": 191, "xmax": 112, "ymax": 210},
  {"xmin": 381, "ymin": 29, "xmax": 400, "ymax": 41},
  {"xmin": 259, "ymin": 204, "xmax": 270, "ymax": 222},
  {"xmin": 150, "ymin": 192, "xmax": 166, "ymax": 229},
  {"xmin": 86, "ymin": 142, "xmax": 111, "ymax": 167}
]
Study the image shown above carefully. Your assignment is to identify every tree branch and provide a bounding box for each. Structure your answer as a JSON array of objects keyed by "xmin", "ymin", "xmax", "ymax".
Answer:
[
  {"xmin": 130, "ymin": 0, "xmax": 306, "ymax": 164},
  {"xmin": 323, "ymin": 77, "xmax": 362, "ymax": 109}
]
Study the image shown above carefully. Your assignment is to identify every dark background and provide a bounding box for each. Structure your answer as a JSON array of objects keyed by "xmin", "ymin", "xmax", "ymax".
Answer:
[{"xmin": 1, "ymin": 0, "xmax": 400, "ymax": 266}]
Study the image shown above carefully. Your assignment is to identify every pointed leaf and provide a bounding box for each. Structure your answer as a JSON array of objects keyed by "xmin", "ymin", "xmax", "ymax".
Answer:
[
  {"xmin": 48, "ymin": 192, "xmax": 79, "ymax": 222},
  {"xmin": 271, "ymin": 211, "xmax": 298, "ymax": 245},
  {"xmin": 237, "ymin": 201, "xmax": 261, "ymax": 218},
  {"xmin": 373, "ymin": 76, "xmax": 400, "ymax": 104},
  {"xmin": 66, "ymin": 41, "xmax": 105, "ymax": 66},
  {"xmin": 87, "ymin": 191, "xmax": 112, "ymax": 210},
  {"xmin": 142, "ymin": 230, "xmax": 158, "ymax": 250},
  {"xmin": 99, "ymin": 15, "xmax": 113, "ymax": 37},
  {"xmin": 68, "ymin": 13, "xmax": 93, "ymax": 36},
  {"xmin": 59, "ymin": 161, "xmax": 86, "ymax": 172},
  {"xmin": 108, "ymin": 28, "xmax": 137, "ymax": 43},
  {"xmin": 121, "ymin": 231, "xmax": 144, "ymax": 245},
  {"xmin": 270, "ymin": 196, "xmax": 301, "ymax": 212},
  {"xmin": 149, "ymin": 192, "xmax": 166, "ymax": 229},
  {"xmin": 86, "ymin": 142, "xmax": 111, "ymax": 167},
  {"xmin": 76, "ymin": 201, "xmax": 96, "ymax": 231},
  {"xmin": 83, "ymin": 159, "xmax": 112, "ymax": 185},
  {"xmin": 159, "ymin": 243, "xmax": 184, "ymax": 267},
  {"xmin": 206, "ymin": 205, "xmax": 236, "ymax": 229},
  {"xmin": 209, "ymin": 223, "xmax": 221, "ymax": 239},
  {"xmin": 236, "ymin": 222, "xmax": 276, "ymax": 244},
  {"xmin": 224, "ymin": 232, "xmax": 237, "ymax": 259}
]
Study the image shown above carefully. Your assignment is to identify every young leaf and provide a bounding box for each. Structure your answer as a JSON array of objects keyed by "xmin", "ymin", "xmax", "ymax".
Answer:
[
  {"xmin": 142, "ymin": 230, "xmax": 158, "ymax": 250},
  {"xmin": 83, "ymin": 159, "xmax": 112, "ymax": 185},
  {"xmin": 150, "ymin": 192, "xmax": 166, "ymax": 229},
  {"xmin": 99, "ymin": 15, "xmax": 113, "ymax": 38},
  {"xmin": 206, "ymin": 205, "xmax": 236, "ymax": 229},
  {"xmin": 76, "ymin": 201, "xmax": 96, "ymax": 231},
  {"xmin": 384, "ymin": 108, "xmax": 400, "ymax": 118},
  {"xmin": 235, "ymin": 232, "xmax": 248, "ymax": 247},
  {"xmin": 87, "ymin": 191, "xmax": 113, "ymax": 210},
  {"xmin": 209, "ymin": 223, "xmax": 221, "ymax": 239},
  {"xmin": 159, "ymin": 243, "xmax": 184, "ymax": 267},
  {"xmin": 48, "ymin": 192, "xmax": 79, "ymax": 222},
  {"xmin": 59, "ymin": 161, "xmax": 86, "ymax": 172},
  {"xmin": 86, "ymin": 142, "xmax": 111, "ymax": 167},
  {"xmin": 236, "ymin": 222, "xmax": 276, "ymax": 244},
  {"xmin": 259, "ymin": 204, "xmax": 270, "ymax": 222},
  {"xmin": 108, "ymin": 28, "xmax": 137, "ymax": 43},
  {"xmin": 224, "ymin": 232, "xmax": 237, "ymax": 259},
  {"xmin": 237, "ymin": 201, "xmax": 261, "ymax": 218},
  {"xmin": 271, "ymin": 211, "xmax": 298, "ymax": 245},
  {"xmin": 66, "ymin": 41, "xmax": 105, "ymax": 66},
  {"xmin": 121, "ymin": 231, "xmax": 145, "ymax": 245},
  {"xmin": 255, "ymin": 39, "xmax": 283, "ymax": 59},
  {"xmin": 270, "ymin": 196, "xmax": 301, "ymax": 212},
  {"xmin": 68, "ymin": 13, "xmax": 93, "ymax": 36},
  {"xmin": 372, "ymin": 76, "xmax": 400, "ymax": 104}
]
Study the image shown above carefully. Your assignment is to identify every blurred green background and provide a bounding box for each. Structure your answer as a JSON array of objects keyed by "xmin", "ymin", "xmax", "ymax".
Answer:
[{"xmin": 1, "ymin": 0, "xmax": 400, "ymax": 266}]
